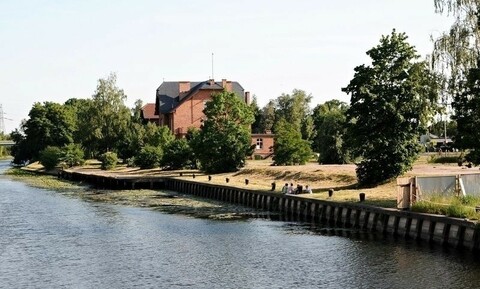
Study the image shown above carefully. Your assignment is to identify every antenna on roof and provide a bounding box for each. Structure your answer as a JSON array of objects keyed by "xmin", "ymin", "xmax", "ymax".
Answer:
[{"xmin": 211, "ymin": 52, "xmax": 214, "ymax": 80}]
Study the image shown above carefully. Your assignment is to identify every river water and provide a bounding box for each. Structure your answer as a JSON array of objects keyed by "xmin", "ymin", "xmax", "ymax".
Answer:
[{"xmin": 1, "ymin": 161, "xmax": 480, "ymax": 289}]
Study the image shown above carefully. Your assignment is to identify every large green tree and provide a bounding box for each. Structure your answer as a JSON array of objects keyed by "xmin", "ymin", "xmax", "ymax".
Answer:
[
  {"xmin": 77, "ymin": 73, "xmax": 131, "ymax": 157},
  {"xmin": 312, "ymin": 100, "xmax": 349, "ymax": 164},
  {"xmin": 274, "ymin": 89, "xmax": 314, "ymax": 140},
  {"xmin": 452, "ymin": 65, "xmax": 480, "ymax": 164},
  {"xmin": 191, "ymin": 91, "xmax": 254, "ymax": 173},
  {"xmin": 433, "ymin": 0, "xmax": 480, "ymax": 89},
  {"xmin": 11, "ymin": 102, "xmax": 75, "ymax": 163},
  {"xmin": 343, "ymin": 30, "xmax": 439, "ymax": 186},
  {"xmin": 258, "ymin": 100, "xmax": 276, "ymax": 133},
  {"xmin": 272, "ymin": 118, "xmax": 312, "ymax": 165}
]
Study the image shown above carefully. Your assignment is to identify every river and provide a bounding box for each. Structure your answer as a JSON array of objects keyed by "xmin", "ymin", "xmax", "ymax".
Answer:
[{"xmin": 1, "ymin": 160, "xmax": 480, "ymax": 289}]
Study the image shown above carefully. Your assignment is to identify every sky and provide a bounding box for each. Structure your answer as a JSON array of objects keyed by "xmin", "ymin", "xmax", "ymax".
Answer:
[{"xmin": 0, "ymin": 0, "xmax": 452, "ymax": 133}]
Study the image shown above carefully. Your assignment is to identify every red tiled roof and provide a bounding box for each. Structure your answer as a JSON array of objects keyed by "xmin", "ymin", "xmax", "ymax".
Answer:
[{"xmin": 141, "ymin": 103, "xmax": 159, "ymax": 120}]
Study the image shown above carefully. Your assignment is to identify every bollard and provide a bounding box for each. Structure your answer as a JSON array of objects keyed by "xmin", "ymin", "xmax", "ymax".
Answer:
[
  {"xmin": 226, "ymin": 178, "xmax": 230, "ymax": 183},
  {"xmin": 359, "ymin": 192, "xmax": 365, "ymax": 202},
  {"xmin": 328, "ymin": 189, "xmax": 334, "ymax": 197},
  {"xmin": 208, "ymin": 175, "xmax": 212, "ymax": 181},
  {"xmin": 271, "ymin": 182, "xmax": 276, "ymax": 191},
  {"xmin": 245, "ymin": 179, "xmax": 249, "ymax": 185}
]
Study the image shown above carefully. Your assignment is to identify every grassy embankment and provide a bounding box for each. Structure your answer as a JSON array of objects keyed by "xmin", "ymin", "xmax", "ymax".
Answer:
[{"xmin": 7, "ymin": 152, "xmax": 480, "ymax": 219}]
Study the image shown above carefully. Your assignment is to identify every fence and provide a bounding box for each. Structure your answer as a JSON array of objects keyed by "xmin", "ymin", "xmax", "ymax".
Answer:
[{"xmin": 397, "ymin": 173, "xmax": 480, "ymax": 209}]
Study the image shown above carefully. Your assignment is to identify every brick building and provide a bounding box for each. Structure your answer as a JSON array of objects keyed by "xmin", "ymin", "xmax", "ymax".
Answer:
[
  {"xmin": 155, "ymin": 79, "xmax": 249, "ymax": 137},
  {"xmin": 140, "ymin": 103, "xmax": 159, "ymax": 124},
  {"xmin": 153, "ymin": 78, "xmax": 274, "ymax": 158},
  {"xmin": 251, "ymin": 131, "xmax": 274, "ymax": 158}
]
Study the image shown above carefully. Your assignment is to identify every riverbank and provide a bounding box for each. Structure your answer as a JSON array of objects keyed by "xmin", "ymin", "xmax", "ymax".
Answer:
[
  {"xmin": 4, "ymin": 167, "xmax": 260, "ymax": 220},
  {"xmin": 51, "ymin": 155, "xmax": 480, "ymax": 208}
]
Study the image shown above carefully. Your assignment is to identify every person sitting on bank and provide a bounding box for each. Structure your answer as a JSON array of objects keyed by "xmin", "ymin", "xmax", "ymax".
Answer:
[
  {"xmin": 282, "ymin": 183, "xmax": 289, "ymax": 194},
  {"xmin": 288, "ymin": 183, "xmax": 294, "ymax": 194},
  {"xmin": 304, "ymin": 185, "xmax": 312, "ymax": 194},
  {"xmin": 295, "ymin": 184, "xmax": 303, "ymax": 194}
]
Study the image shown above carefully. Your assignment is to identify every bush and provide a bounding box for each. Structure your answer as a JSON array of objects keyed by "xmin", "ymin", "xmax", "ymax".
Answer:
[
  {"xmin": 253, "ymin": 154, "xmax": 263, "ymax": 160},
  {"xmin": 162, "ymin": 139, "xmax": 193, "ymax": 170},
  {"xmin": 135, "ymin": 145, "xmax": 163, "ymax": 169},
  {"xmin": 39, "ymin": 146, "xmax": 63, "ymax": 170},
  {"xmin": 61, "ymin": 143, "xmax": 85, "ymax": 168},
  {"xmin": 428, "ymin": 155, "xmax": 461, "ymax": 164},
  {"xmin": 99, "ymin": 152, "xmax": 118, "ymax": 170}
]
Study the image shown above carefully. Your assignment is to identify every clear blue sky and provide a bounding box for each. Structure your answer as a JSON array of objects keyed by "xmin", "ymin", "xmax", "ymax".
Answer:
[{"xmin": 0, "ymin": 0, "xmax": 451, "ymax": 133}]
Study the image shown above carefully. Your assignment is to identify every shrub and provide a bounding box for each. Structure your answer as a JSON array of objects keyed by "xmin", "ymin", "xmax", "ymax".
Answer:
[
  {"xmin": 411, "ymin": 201, "xmax": 446, "ymax": 215},
  {"xmin": 162, "ymin": 139, "xmax": 193, "ymax": 170},
  {"xmin": 99, "ymin": 152, "xmax": 118, "ymax": 170},
  {"xmin": 135, "ymin": 145, "xmax": 163, "ymax": 169},
  {"xmin": 61, "ymin": 143, "xmax": 85, "ymax": 168},
  {"xmin": 445, "ymin": 203, "xmax": 472, "ymax": 218},
  {"xmin": 253, "ymin": 154, "xmax": 263, "ymax": 160},
  {"xmin": 39, "ymin": 146, "xmax": 62, "ymax": 170},
  {"xmin": 428, "ymin": 155, "xmax": 461, "ymax": 164}
]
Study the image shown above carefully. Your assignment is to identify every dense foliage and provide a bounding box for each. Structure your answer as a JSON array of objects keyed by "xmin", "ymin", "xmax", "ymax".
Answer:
[
  {"xmin": 162, "ymin": 138, "xmax": 194, "ymax": 170},
  {"xmin": 343, "ymin": 30, "xmax": 439, "ymax": 186},
  {"xmin": 61, "ymin": 143, "xmax": 85, "ymax": 168},
  {"xmin": 134, "ymin": 145, "xmax": 163, "ymax": 169},
  {"xmin": 452, "ymin": 65, "xmax": 480, "ymax": 165},
  {"xmin": 77, "ymin": 73, "xmax": 131, "ymax": 158},
  {"xmin": 99, "ymin": 151, "xmax": 118, "ymax": 170},
  {"xmin": 11, "ymin": 102, "xmax": 74, "ymax": 163},
  {"xmin": 39, "ymin": 146, "xmax": 63, "ymax": 170},
  {"xmin": 312, "ymin": 100, "xmax": 349, "ymax": 164},
  {"xmin": 272, "ymin": 119, "xmax": 312, "ymax": 165},
  {"xmin": 191, "ymin": 91, "xmax": 254, "ymax": 173}
]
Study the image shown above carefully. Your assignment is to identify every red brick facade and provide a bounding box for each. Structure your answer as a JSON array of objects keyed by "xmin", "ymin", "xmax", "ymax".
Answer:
[
  {"xmin": 155, "ymin": 79, "xmax": 274, "ymax": 156},
  {"xmin": 251, "ymin": 133, "xmax": 275, "ymax": 158}
]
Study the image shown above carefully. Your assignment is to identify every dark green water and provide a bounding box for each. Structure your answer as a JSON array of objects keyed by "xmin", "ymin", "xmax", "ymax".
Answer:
[{"xmin": 1, "ymin": 161, "xmax": 480, "ymax": 289}]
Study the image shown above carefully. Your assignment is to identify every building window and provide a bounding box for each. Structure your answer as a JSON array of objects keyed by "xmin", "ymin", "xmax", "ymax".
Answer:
[{"xmin": 256, "ymin": 138, "xmax": 263, "ymax": 150}]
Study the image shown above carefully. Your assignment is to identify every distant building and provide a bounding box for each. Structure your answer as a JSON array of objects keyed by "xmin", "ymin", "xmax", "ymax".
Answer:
[
  {"xmin": 420, "ymin": 133, "xmax": 454, "ymax": 151},
  {"xmin": 155, "ymin": 79, "xmax": 249, "ymax": 137},
  {"xmin": 152, "ymin": 78, "xmax": 274, "ymax": 158},
  {"xmin": 140, "ymin": 103, "xmax": 159, "ymax": 124},
  {"xmin": 251, "ymin": 131, "xmax": 274, "ymax": 159}
]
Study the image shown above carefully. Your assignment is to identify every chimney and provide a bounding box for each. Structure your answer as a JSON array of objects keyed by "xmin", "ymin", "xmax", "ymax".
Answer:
[
  {"xmin": 245, "ymin": 91, "xmax": 251, "ymax": 105},
  {"xmin": 208, "ymin": 79, "xmax": 215, "ymax": 85},
  {"xmin": 221, "ymin": 79, "xmax": 233, "ymax": 91},
  {"xmin": 179, "ymin": 81, "xmax": 190, "ymax": 93}
]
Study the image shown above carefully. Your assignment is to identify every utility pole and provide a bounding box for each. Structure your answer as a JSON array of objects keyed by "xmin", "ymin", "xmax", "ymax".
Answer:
[{"xmin": 0, "ymin": 104, "xmax": 5, "ymax": 135}]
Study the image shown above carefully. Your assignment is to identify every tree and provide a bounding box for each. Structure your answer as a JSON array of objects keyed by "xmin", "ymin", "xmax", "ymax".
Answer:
[
  {"xmin": 343, "ymin": 30, "xmax": 439, "ymax": 186},
  {"xmin": 258, "ymin": 100, "xmax": 276, "ymax": 133},
  {"xmin": 250, "ymin": 95, "xmax": 263, "ymax": 133},
  {"xmin": 452, "ymin": 65, "xmax": 480, "ymax": 164},
  {"xmin": 134, "ymin": 145, "xmax": 163, "ymax": 169},
  {"xmin": 272, "ymin": 118, "xmax": 312, "ymax": 165},
  {"xmin": 39, "ymin": 146, "xmax": 63, "ymax": 170},
  {"xmin": 162, "ymin": 138, "xmax": 194, "ymax": 170},
  {"xmin": 191, "ymin": 91, "xmax": 254, "ymax": 173},
  {"xmin": 132, "ymin": 99, "xmax": 144, "ymax": 124},
  {"xmin": 274, "ymin": 89, "xmax": 313, "ymax": 140},
  {"xmin": 77, "ymin": 73, "xmax": 131, "ymax": 157},
  {"xmin": 11, "ymin": 102, "xmax": 75, "ymax": 164},
  {"xmin": 312, "ymin": 100, "xmax": 350, "ymax": 164},
  {"xmin": 432, "ymin": 0, "xmax": 480, "ymax": 90}
]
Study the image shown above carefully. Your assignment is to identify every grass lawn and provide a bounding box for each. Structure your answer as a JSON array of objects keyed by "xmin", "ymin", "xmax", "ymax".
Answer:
[{"xmin": 30, "ymin": 153, "xmax": 474, "ymax": 210}]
